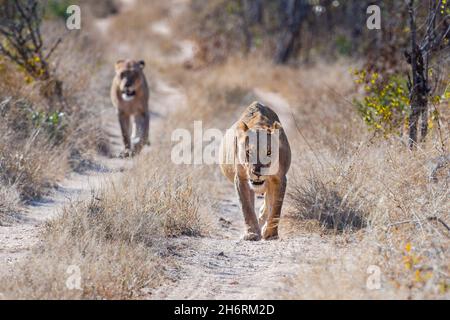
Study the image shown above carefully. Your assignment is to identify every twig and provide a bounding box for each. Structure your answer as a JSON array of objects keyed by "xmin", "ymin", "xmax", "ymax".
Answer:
[
  {"xmin": 428, "ymin": 217, "xmax": 450, "ymax": 232},
  {"xmin": 389, "ymin": 216, "xmax": 450, "ymax": 232},
  {"xmin": 45, "ymin": 36, "xmax": 64, "ymax": 60}
]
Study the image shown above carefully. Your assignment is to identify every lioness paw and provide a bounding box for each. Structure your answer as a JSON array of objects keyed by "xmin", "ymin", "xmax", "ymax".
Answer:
[
  {"xmin": 262, "ymin": 226, "xmax": 279, "ymax": 241},
  {"xmin": 119, "ymin": 149, "xmax": 133, "ymax": 159},
  {"xmin": 242, "ymin": 232, "xmax": 261, "ymax": 241},
  {"xmin": 262, "ymin": 233, "xmax": 279, "ymax": 241}
]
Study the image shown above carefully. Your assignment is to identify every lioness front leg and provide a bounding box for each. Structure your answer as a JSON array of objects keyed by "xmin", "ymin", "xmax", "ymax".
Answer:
[
  {"xmin": 262, "ymin": 176, "xmax": 287, "ymax": 240},
  {"xmin": 235, "ymin": 176, "xmax": 261, "ymax": 241},
  {"xmin": 133, "ymin": 111, "xmax": 150, "ymax": 154},
  {"xmin": 118, "ymin": 111, "xmax": 132, "ymax": 156},
  {"xmin": 258, "ymin": 193, "xmax": 270, "ymax": 227}
]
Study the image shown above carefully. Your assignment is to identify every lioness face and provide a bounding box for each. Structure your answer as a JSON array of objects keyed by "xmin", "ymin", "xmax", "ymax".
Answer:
[
  {"xmin": 115, "ymin": 60, "xmax": 145, "ymax": 102},
  {"xmin": 236, "ymin": 121, "xmax": 281, "ymax": 192}
]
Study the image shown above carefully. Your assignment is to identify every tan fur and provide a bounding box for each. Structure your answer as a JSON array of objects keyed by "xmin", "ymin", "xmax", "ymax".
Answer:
[
  {"xmin": 220, "ymin": 102, "xmax": 291, "ymax": 241},
  {"xmin": 111, "ymin": 59, "xmax": 150, "ymax": 156}
]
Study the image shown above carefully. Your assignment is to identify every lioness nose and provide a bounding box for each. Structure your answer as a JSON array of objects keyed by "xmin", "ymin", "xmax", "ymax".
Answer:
[{"xmin": 252, "ymin": 167, "xmax": 261, "ymax": 177}]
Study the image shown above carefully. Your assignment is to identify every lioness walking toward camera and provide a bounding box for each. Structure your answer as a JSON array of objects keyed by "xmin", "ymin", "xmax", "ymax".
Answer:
[
  {"xmin": 111, "ymin": 59, "xmax": 150, "ymax": 156},
  {"xmin": 220, "ymin": 102, "xmax": 291, "ymax": 241}
]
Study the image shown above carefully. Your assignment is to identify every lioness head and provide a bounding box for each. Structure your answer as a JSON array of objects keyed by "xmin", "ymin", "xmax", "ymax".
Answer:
[
  {"xmin": 236, "ymin": 121, "xmax": 282, "ymax": 192},
  {"xmin": 115, "ymin": 59, "xmax": 145, "ymax": 102}
]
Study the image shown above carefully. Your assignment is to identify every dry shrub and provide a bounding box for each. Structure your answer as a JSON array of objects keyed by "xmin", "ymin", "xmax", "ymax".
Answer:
[
  {"xmin": 289, "ymin": 174, "xmax": 368, "ymax": 232},
  {"xmin": 0, "ymin": 153, "xmax": 204, "ymax": 299},
  {"xmin": 0, "ymin": 137, "xmax": 68, "ymax": 201},
  {"xmin": 80, "ymin": 155, "xmax": 204, "ymax": 240},
  {"xmin": 162, "ymin": 177, "xmax": 202, "ymax": 237},
  {"xmin": 0, "ymin": 98, "xmax": 69, "ymax": 201}
]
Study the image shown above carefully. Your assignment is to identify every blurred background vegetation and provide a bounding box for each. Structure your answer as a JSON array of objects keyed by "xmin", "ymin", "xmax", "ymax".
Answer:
[{"xmin": 188, "ymin": 0, "xmax": 449, "ymax": 145}]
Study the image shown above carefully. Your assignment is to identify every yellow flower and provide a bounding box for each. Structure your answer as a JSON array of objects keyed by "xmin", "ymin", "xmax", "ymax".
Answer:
[
  {"xmin": 439, "ymin": 282, "xmax": 449, "ymax": 294},
  {"xmin": 414, "ymin": 270, "xmax": 422, "ymax": 282},
  {"xmin": 403, "ymin": 256, "xmax": 412, "ymax": 270},
  {"xmin": 405, "ymin": 242, "xmax": 412, "ymax": 253},
  {"xmin": 444, "ymin": 91, "xmax": 450, "ymax": 100}
]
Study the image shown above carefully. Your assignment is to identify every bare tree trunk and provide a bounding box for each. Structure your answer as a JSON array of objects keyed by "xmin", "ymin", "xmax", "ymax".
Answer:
[
  {"xmin": 348, "ymin": 1, "xmax": 365, "ymax": 53},
  {"xmin": 420, "ymin": 101, "xmax": 429, "ymax": 140},
  {"xmin": 242, "ymin": 0, "xmax": 264, "ymax": 52},
  {"xmin": 274, "ymin": 0, "xmax": 308, "ymax": 64},
  {"xmin": 243, "ymin": 0, "xmax": 263, "ymax": 24},
  {"xmin": 407, "ymin": 0, "xmax": 429, "ymax": 149}
]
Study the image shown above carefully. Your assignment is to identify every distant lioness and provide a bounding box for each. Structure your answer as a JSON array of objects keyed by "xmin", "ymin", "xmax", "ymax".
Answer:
[
  {"xmin": 219, "ymin": 102, "xmax": 291, "ymax": 241},
  {"xmin": 111, "ymin": 59, "xmax": 150, "ymax": 156}
]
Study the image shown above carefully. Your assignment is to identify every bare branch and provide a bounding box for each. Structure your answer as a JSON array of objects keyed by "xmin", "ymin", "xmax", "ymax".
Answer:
[{"xmin": 45, "ymin": 36, "xmax": 63, "ymax": 61}]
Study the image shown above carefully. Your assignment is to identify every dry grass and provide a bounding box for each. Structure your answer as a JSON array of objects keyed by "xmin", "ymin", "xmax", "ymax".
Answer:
[
  {"xmin": 0, "ymin": 185, "xmax": 21, "ymax": 226},
  {"xmin": 0, "ymin": 98, "xmax": 70, "ymax": 201},
  {"xmin": 0, "ymin": 153, "xmax": 204, "ymax": 299},
  {"xmin": 286, "ymin": 140, "xmax": 449, "ymax": 299}
]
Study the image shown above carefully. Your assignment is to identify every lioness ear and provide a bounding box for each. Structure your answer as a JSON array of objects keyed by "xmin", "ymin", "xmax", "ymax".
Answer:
[
  {"xmin": 273, "ymin": 121, "xmax": 282, "ymax": 131},
  {"xmin": 115, "ymin": 60, "xmax": 125, "ymax": 73},
  {"xmin": 237, "ymin": 121, "xmax": 249, "ymax": 133},
  {"xmin": 138, "ymin": 60, "xmax": 145, "ymax": 69}
]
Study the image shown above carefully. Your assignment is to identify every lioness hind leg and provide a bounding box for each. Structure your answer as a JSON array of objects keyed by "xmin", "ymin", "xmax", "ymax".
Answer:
[{"xmin": 133, "ymin": 111, "xmax": 150, "ymax": 154}]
